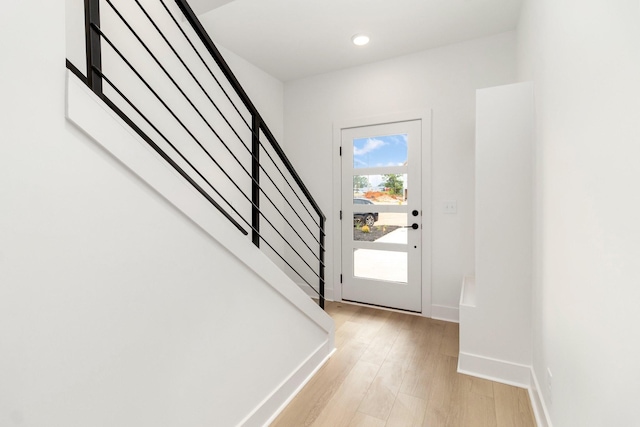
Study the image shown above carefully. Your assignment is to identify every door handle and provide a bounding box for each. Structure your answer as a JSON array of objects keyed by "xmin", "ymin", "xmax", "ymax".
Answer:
[{"xmin": 403, "ymin": 223, "xmax": 419, "ymax": 230}]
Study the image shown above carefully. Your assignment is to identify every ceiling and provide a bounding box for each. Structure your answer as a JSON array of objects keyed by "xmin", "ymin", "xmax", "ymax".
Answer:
[
  {"xmin": 191, "ymin": 0, "xmax": 523, "ymax": 82},
  {"xmin": 187, "ymin": 0, "xmax": 235, "ymax": 15}
]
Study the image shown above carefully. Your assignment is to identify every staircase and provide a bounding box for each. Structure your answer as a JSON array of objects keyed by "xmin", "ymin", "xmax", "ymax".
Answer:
[
  {"xmin": 64, "ymin": 0, "xmax": 334, "ymax": 425},
  {"xmin": 68, "ymin": 0, "xmax": 326, "ymax": 307}
]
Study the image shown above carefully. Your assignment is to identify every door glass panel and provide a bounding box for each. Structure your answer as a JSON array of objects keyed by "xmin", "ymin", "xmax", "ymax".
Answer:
[
  {"xmin": 353, "ymin": 213, "xmax": 408, "ymax": 244},
  {"xmin": 353, "ymin": 249, "xmax": 408, "ymax": 283},
  {"xmin": 353, "ymin": 134, "xmax": 408, "ymax": 169},
  {"xmin": 353, "ymin": 174, "xmax": 408, "ymax": 204}
]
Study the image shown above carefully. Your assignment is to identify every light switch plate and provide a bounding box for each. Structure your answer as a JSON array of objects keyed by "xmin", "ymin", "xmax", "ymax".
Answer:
[{"xmin": 444, "ymin": 200, "xmax": 457, "ymax": 214}]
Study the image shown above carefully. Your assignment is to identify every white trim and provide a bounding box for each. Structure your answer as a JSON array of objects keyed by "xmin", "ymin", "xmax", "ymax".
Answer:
[
  {"xmin": 457, "ymin": 352, "xmax": 531, "ymax": 388},
  {"xmin": 332, "ymin": 110, "xmax": 432, "ymax": 316},
  {"xmin": 457, "ymin": 353, "xmax": 553, "ymax": 427},
  {"xmin": 332, "ymin": 120, "xmax": 343, "ymax": 302},
  {"xmin": 431, "ymin": 304, "xmax": 459, "ymax": 323},
  {"xmin": 334, "ymin": 299, "xmax": 425, "ymax": 317},
  {"xmin": 240, "ymin": 342, "xmax": 337, "ymax": 427},
  {"xmin": 459, "ymin": 275, "xmax": 476, "ymax": 307},
  {"xmin": 420, "ymin": 111, "xmax": 433, "ymax": 318},
  {"xmin": 529, "ymin": 368, "xmax": 553, "ymax": 427}
]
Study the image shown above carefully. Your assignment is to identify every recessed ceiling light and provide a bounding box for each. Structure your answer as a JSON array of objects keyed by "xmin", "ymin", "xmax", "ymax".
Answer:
[{"xmin": 352, "ymin": 34, "xmax": 370, "ymax": 46}]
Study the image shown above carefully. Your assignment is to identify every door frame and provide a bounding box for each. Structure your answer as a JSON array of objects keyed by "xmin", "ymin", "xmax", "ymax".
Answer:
[{"xmin": 332, "ymin": 110, "xmax": 432, "ymax": 317}]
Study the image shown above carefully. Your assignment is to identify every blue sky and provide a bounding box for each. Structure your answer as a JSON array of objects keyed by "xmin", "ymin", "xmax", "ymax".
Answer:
[{"xmin": 353, "ymin": 134, "xmax": 407, "ymax": 169}]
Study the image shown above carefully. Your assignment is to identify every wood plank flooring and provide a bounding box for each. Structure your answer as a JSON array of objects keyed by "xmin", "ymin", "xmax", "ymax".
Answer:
[{"xmin": 271, "ymin": 302, "xmax": 536, "ymax": 427}]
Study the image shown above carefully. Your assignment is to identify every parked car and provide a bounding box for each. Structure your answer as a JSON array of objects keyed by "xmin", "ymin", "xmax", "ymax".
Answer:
[{"xmin": 353, "ymin": 198, "xmax": 378, "ymax": 226}]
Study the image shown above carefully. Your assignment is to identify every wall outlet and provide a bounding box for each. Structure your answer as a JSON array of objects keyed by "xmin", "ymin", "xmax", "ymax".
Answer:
[
  {"xmin": 444, "ymin": 200, "xmax": 457, "ymax": 214},
  {"xmin": 546, "ymin": 368, "xmax": 553, "ymax": 405}
]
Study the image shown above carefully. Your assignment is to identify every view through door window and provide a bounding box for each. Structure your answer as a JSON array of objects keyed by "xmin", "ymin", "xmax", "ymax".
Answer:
[{"xmin": 352, "ymin": 134, "xmax": 409, "ymax": 283}]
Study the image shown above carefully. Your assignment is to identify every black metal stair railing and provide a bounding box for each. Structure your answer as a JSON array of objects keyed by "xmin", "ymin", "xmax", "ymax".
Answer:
[{"xmin": 66, "ymin": 0, "xmax": 325, "ymax": 308}]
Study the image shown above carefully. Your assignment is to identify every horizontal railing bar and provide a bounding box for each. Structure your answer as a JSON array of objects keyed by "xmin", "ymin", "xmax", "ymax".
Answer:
[
  {"xmin": 174, "ymin": 0, "xmax": 326, "ymax": 221},
  {"xmin": 103, "ymin": 0, "xmax": 250, "ymax": 162},
  {"xmin": 97, "ymin": 34, "xmax": 325, "ymax": 272},
  {"xmin": 257, "ymin": 190, "xmax": 325, "ymax": 257},
  {"xmin": 256, "ymin": 234, "xmax": 322, "ymax": 297},
  {"xmin": 127, "ymin": 0, "xmax": 251, "ymax": 153},
  {"xmin": 96, "ymin": 27, "xmax": 257, "ymax": 216},
  {"xmin": 173, "ymin": 0, "xmax": 259, "ymax": 128},
  {"xmin": 256, "ymin": 160, "xmax": 323, "ymax": 244},
  {"xmin": 95, "ymin": 15, "xmax": 324, "ymax": 252},
  {"xmin": 165, "ymin": 0, "xmax": 324, "ymax": 233},
  {"xmin": 102, "ymin": 2, "xmax": 324, "ymax": 245},
  {"xmin": 94, "ymin": 68, "xmax": 249, "ymax": 236},
  {"xmin": 158, "ymin": 0, "xmax": 251, "ymax": 131},
  {"xmin": 256, "ymin": 132, "xmax": 322, "ymax": 230},
  {"xmin": 81, "ymin": 0, "xmax": 326, "ymax": 304},
  {"xmin": 258, "ymin": 124, "xmax": 326, "ymax": 221},
  {"xmin": 100, "ymin": 64, "xmax": 325, "ymax": 283},
  {"xmin": 97, "ymin": 34, "xmax": 325, "ymax": 270},
  {"xmin": 116, "ymin": 0, "xmax": 320, "ymax": 241},
  {"xmin": 231, "ymin": 204, "xmax": 325, "ymax": 285},
  {"xmin": 66, "ymin": 59, "xmax": 88, "ymax": 85}
]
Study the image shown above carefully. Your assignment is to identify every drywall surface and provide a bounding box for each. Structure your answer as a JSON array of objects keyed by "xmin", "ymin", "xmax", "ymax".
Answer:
[
  {"xmin": 216, "ymin": 43, "xmax": 284, "ymax": 142},
  {"xmin": 459, "ymin": 82, "xmax": 533, "ymax": 380},
  {"xmin": 517, "ymin": 1, "xmax": 640, "ymax": 425},
  {"xmin": 1, "ymin": 2, "xmax": 329, "ymax": 426},
  {"xmin": 284, "ymin": 32, "xmax": 517, "ymax": 310}
]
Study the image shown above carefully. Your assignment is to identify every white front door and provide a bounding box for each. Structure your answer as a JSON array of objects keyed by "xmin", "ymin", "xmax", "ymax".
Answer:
[{"xmin": 341, "ymin": 120, "xmax": 422, "ymax": 312}]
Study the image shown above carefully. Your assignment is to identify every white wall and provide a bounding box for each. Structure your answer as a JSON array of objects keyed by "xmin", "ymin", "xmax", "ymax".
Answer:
[
  {"xmin": 1, "ymin": 2, "xmax": 331, "ymax": 426},
  {"xmin": 65, "ymin": 0, "xmax": 293, "ymax": 274},
  {"xmin": 216, "ymin": 44, "xmax": 284, "ymax": 142},
  {"xmin": 459, "ymin": 82, "xmax": 534, "ymax": 386},
  {"xmin": 283, "ymin": 32, "xmax": 517, "ymax": 311},
  {"xmin": 517, "ymin": 1, "xmax": 640, "ymax": 425}
]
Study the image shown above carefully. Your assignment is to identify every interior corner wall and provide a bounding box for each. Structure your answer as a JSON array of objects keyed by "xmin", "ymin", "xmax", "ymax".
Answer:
[
  {"xmin": 1, "ymin": 2, "xmax": 325, "ymax": 426},
  {"xmin": 283, "ymin": 32, "xmax": 517, "ymax": 310},
  {"xmin": 517, "ymin": 1, "xmax": 640, "ymax": 426}
]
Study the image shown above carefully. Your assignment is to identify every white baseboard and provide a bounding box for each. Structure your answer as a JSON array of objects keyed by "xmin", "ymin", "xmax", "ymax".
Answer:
[
  {"xmin": 241, "ymin": 341, "xmax": 336, "ymax": 427},
  {"xmin": 457, "ymin": 352, "xmax": 531, "ymax": 388},
  {"xmin": 431, "ymin": 304, "xmax": 459, "ymax": 323},
  {"xmin": 529, "ymin": 368, "xmax": 553, "ymax": 427},
  {"xmin": 458, "ymin": 353, "xmax": 553, "ymax": 427}
]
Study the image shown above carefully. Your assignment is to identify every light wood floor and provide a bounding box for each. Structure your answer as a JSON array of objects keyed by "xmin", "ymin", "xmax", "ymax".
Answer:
[{"xmin": 272, "ymin": 302, "xmax": 536, "ymax": 427}]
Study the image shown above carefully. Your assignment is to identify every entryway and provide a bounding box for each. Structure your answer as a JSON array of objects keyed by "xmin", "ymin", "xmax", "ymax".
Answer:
[{"xmin": 338, "ymin": 118, "xmax": 427, "ymax": 313}]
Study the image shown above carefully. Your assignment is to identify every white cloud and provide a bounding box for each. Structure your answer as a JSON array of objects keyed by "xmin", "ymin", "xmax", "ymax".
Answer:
[
  {"xmin": 354, "ymin": 158, "xmax": 367, "ymax": 166},
  {"xmin": 354, "ymin": 138, "xmax": 386, "ymax": 156}
]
